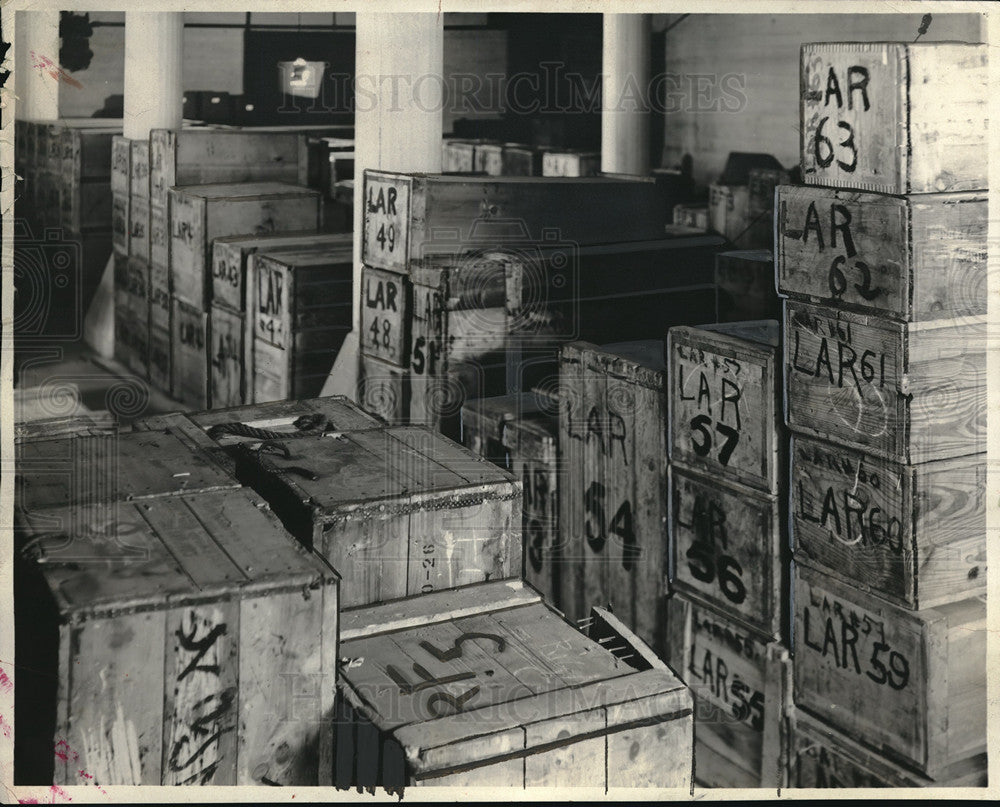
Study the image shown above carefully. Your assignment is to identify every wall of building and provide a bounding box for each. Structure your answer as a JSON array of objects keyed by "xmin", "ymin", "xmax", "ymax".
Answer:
[{"xmin": 659, "ymin": 12, "xmax": 986, "ymax": 186}]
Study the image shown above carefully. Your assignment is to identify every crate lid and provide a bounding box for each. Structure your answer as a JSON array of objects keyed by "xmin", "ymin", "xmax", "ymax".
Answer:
[
  {"xmin": 16, "ymin": 428, "xmax": 239, "ymax": 514},
  {"xmin": 182, "ymin": 396, "xmax": 381, "ymax": 440},
  {"xmin": 235, "ymin": 426, "xmax": 516, "ymax": 517},
  {"xmin": 693, "ymin": 319, "xmax": 781, "ymax": 348},
  {"xmin": 169, "ymin": 182, "xmax": 320, "ymax": 200},
  {"xmin": 337, "ymin": 580, "xmax": 689, "ymax": 771},
  {"xmin": 213, "ymin": 230, "xmax": 348, "ymax": 250},
  {"xmin": 255, "ymin": 247, "xmax": 354, "ymax": 269},
  {"xmin": 19, "ymin": 489, "xmax": 337, "ymax": 620}
]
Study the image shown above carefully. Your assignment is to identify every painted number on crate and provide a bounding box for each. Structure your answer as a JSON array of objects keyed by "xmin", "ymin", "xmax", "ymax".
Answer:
[
  {"xmin": 179, "ymin": 316, "xmax": 204, "ymax": 350},
  {"xmin": 257, "ymin": 267, "xmax": 286, "ymax": 348},
  {"xmin": 790, "ymin": 313, "xmax": 886, "ymax": 393},
  {"xmin": 363, "ymin": 176, "xmax": 409, "ymax": 271},
  {"xmin": 410, "ymin": 289, "xmax": 441, "ymax": 374},
  {"xmin": 212, "ymin": 331, "xmax": 239, "ymax": 377},
  {"xmin": 213, "ymin": 257, "xmax": 240, "ymax": 289},
  {"xmin": 779, "ymin": 200, "xmax": 882, "ymax": 301},
  {"xmin": 168, "ymin": 609, "xmax": 235, "ymax": 785},
  {"xmin": 686, "ymin": 646, "xmax": 765, "ymax": 731},
  {"xmin": 675, "ymin": 347, "xmax": 744, "ymax": 467},
  {"xmin": 800, "ymin": 596, "xmax": 910, "ymax": 690},
  {"xmin": 385, "ymin": 631, "xmax": 506, "ymax": 718},
  {"xmin": 674, "ymin": 490, "xmax": 747, "ymax": 605},
  {"xmin": 804, "ymin": 63, "xmax": 870, "ymax": 176},
  {"xmin": 582, "ymin": 481, "xmax": 638, "ymax": 570},
  {"xmin": 523, "ymin": 465, "xmax": 553, "ymax": 574},
  {"xmin": 365, "ymin": 273, "xmax": 400, "ymax": 358}
]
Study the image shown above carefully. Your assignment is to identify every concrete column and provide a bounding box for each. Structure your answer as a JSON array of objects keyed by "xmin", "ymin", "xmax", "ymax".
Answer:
[
  {"xmin": 16, "ymin": 10, "xmax": 61, "ymax": 121},
  {"xmin": 322, "ymin": 12, "xmax": 444, "ymax": 398},
  {"xmin": 122, "ymin": 12, "xmax": 184, "ymax": 139},
  {"xmin": 85, "ymin": 12, "xmax": 183, "ymax": 359},
  {"xmin": 601, "ymin": 14, "xmax": 651, "ymax": 175}
]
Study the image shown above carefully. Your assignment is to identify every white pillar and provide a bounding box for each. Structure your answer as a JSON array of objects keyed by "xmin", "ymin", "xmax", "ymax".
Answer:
[
  {"xmin": 323, "ymin": 12, "xmax": 444, "ymax": 399},
  {"xmin": 601, "ymin": 14, "xmax": 651, "ymax": 175},
  {"xmin": 16, "ymin": 10, "xmax": 61, "ymax": 121},
  {"xmin": 85, "ymin": 12, "xmax": 183, "ymax": 359},
  {"xmin": 122, "ymin": 12, "xmax": 183, "ymax": 139}
]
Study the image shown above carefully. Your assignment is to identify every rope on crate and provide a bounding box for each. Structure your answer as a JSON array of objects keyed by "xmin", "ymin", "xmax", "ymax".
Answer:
[{"xmin": 206, "ymin": 412, "xmax": 328, "ymax": 441}]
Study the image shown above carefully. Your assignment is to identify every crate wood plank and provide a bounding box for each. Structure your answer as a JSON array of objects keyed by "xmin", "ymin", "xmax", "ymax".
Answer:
[
  {"xmin": 790, "ymin": 434, "xmax": 985, "ymax": 609},
  {"xmin": 793, "ymin": 566, "xmax": 986, "ymax": 778},
  {"xmin": 361, "ymin": 266, "xmax": 411, "ymax": 366},
  {"xmin": 250, "ymin": 248, "xmax": 353, "ymax": 402},
  {"xmin": 60, "ymin": 175, "xmax": 114, "ymax": 232},
  {"xmin": 128, "ymin": 195, "xmax": 150, "ymax": 263},
  {"xmin": 18, "ymin": 489, "xmax": 337, "ymax": 786},
  {"xmin": 665, "ymin": 594, "xmax": 791, "ymax": 788},
  {"xmin": 715, "ymin": 250, "xmax": 779, "ymax": 323},
  {"xmin": 232, "ymin": 426, "xmax": 520, "ymax": 606},
  {"xmin": 358, "ymin": 354, "xmax": 408, "ymax": 425},
  {"xmin": 670, "ymin": 467, "xmax": 785, "ymax": 640},
  {"xmin": 150, "ymin": 202, "xmax": 169, "ymax": 275},
  {"xmin": 337, "ymin": 581, "xmax": 691, "ymax": 787},
  {"xmin": 361, "ymin": 170, "xmax": 667, "ymax": 273},
  {"xmin": 558, "ymin": 340, "xmax": 669, "ymax": 653},
  {"xmin": 111, "ymin": 135, "xmax": 131, "ymax": 196},
  {"xmin": 171, "ymin": 297, "xmax": 210, "ymax": 409},
  {"xmin": 150, "ymin": 129, "xmax": 306, "ymax": 210},
  {"xmin": 474, "ymin": 143, "xmax": 504, "ymax": 177},
  {"xmin": 501, "ymin": 145, "xmax": 544, "ymax": 177},
  {"xmin": 461, "ymin": 393, "xmax": 561, "ymax": 608},
  {"xmin": 148, "ymin": 324, "xmax": 171, "ymax": 394},
  {"xmin": 776, "ymin": 185, "xmax": 987, "ymax": 321},
  {"xmin": 789, "ymin": 708, "xmax": 987, "ymax": 788},
  {"xmin": 784, "ymin": 301, "xmax": 986, "ymax": 463},
  {"xmin": 709, "ymin": 183, "xmax": 751, "ymax": 245},
  {"xmin": 801, "ymin": 42, "xmax": 987, "ymax": 193},
  {"xmin": 15, "ymin": 428, "xmax": 238, "ymax": 515},
  {"xmin": 130, "ymin": 140, "xmax": 150, "ymax": 200},
  {"xmin": 210, "ymin": 302, "xmax": 246, "ymax": 409},
  {"xmin": 112, "ymin": 192, "xmax": 130, "ymax": 255},
  {"xmin": 212, "ymin": 231, "xmax": 350, "ymax": 313},
  {"xmin": 168, "ymin": 182, "xmax": 321, "ymax": 310},
  {"xmin": 669, "ymin": 321, "xmax": 782, "ymax": 494},
  {"xmin": 14, "ymin": 413, "xmax": 117, "ymax": 444}
]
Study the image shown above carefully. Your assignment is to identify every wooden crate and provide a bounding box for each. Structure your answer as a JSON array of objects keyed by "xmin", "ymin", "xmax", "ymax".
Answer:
[
  {"xmin": 558, "ymin": 340, "xmax": 668, "ymax": 652},
  {"xmin": 788, "ymin": 708, "xmax": 988, "ymax": 788},
  {"xmin": 150, "ymin": 128, "xmax": 308, "ymax": 210},
  {"xmin": 746, "ymin": 167, "xmax": 790, "ymax": 250},
  {"xmin": 171, "ymin": 296, "xmax": 210, "ymax": 408},
  {"xmin": 113, "ymin": 297, "xmax": 141, "ymax": 376},
  {"xmin": 407, "ymin": 253, "xmax": 512, "ymax": 440},
  {"xmin": 150, "ymin": 201, "xmax": 169, "ymax": 274},
  {"xmin": 15, "ymin": 424, "xmax": 238, "ymax": 517},
  {"xmin": 665, "ymin": 594, "xmax": 791, "ymax": 788},
  {"xmin": 790, "ymin": 433, "xmax": 985, "ymax": 610},
  {"xmin": 334, "ymin": 580, "xmax": 693, "ymax": 788},
  {"xmin": 440, "ymin": 138, "xmax": 483, "ymax": 173},
  {"xmin": 14, "ymin": 413, "xmax": 118, "ymax": 444},
  {"xmin": 361, "ymin": 170, "xmax": 667, "ymax": 274},
  {"xmin": 112, "ymin": 192, "xmax": 130, "ymax": 255},
  {"xmin": 360, "ymin": 265, "xmax": 411, "ymax": 367},
  {"xmin": 542, "ymin": 151, "xmax": 600, "ymax": 177},
  {"xmin": 232, "ymin": 426, "xmax": 521, "ymax": 607},
  {"xmin": 359, "ymin": 353, "xmax": 409, "ymax": 425},
  {"xmin": 784, "ymin": 300, "xmax": 986, "ymax": 463},
  {"xmin": 168, "ymin": 182, "xmax": 322, "ymax": 310},
  {"xmin": 210, "ymin": 302, "xmax": 246, "ymax": 409},
  {"xmin": 793, "ymin": 565, "xmax": 986, "ymax": 778},
  {"xmin": 212, "ymin": 230, "xmax": 350, "ymax": 313},
  {"xmin": 462, "ymin": 392, "xmax": 561, "ymax": 607},
  {"xmin": 668, "ymin": 321, "xmax": 783, "ymax": 494},
  {"xmin": 501, "ymin": 144, "xmax": 544, "ymax": 176},
  {"xmin": 132, "ymin": 398, "xmax": 380, "ymax": 477},
  {"xmin": 14, "ymin": 488, "xmax": 339, "ymax": 786},
  {"xmin": 128, "ymin": 194, "xmax": 150, "ymax": 263},
  {"xmin": 709, "ymin": 183, "xmax": 750, "ymax": 245},
  {"xmin": 148, "ymin": 324, "xmax": 171, "ymax": 394},
  {"xmin": 250, "ymin": 247, "xmax": 353, "ymax": 403},
  {"xmin": 124, "ymin": 256, "xmax": 150, "ymax": 324},
  {"xmin": 670, "ymin": 466, "xmax": 785, "ymax": 641},
  {"xmin": 776, "ymin": 185, "xmax": 987, "ymax": 321},
  {"xmin": 801, "ymin": 42, "xmax": 987, "ymax": 194},
  {"xmin": 111, "ymin": 135, "xmax": 131, "ymax": 196},
  {"xmin": 59, "ymin": 128, "xmax": 118, "ymax": 231},
  {"xmin": 715, "ymin": 250, "xmax": 779, "ymax": 322},
  {"xmin": 130, "ymin": 139, "xmax": 150, "ymax": 201},
  {"xmin": 473, "ymin": 142, "xmax": 504, "ymax": 176},
  {"xmin": 674, "ymin": 203, "xmax": 710, "ymax": 230}
]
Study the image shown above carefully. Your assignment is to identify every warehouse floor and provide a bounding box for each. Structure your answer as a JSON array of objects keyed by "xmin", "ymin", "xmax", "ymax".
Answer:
[{"xmin": 14, "ymin": 340, "xmax": 186, "ymax": 426}]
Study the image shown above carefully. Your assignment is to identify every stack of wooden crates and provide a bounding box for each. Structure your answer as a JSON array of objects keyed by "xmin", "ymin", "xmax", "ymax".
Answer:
[{"xmin": 781, "ymin": 42, "xmax": 987, "ymax": 787}]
